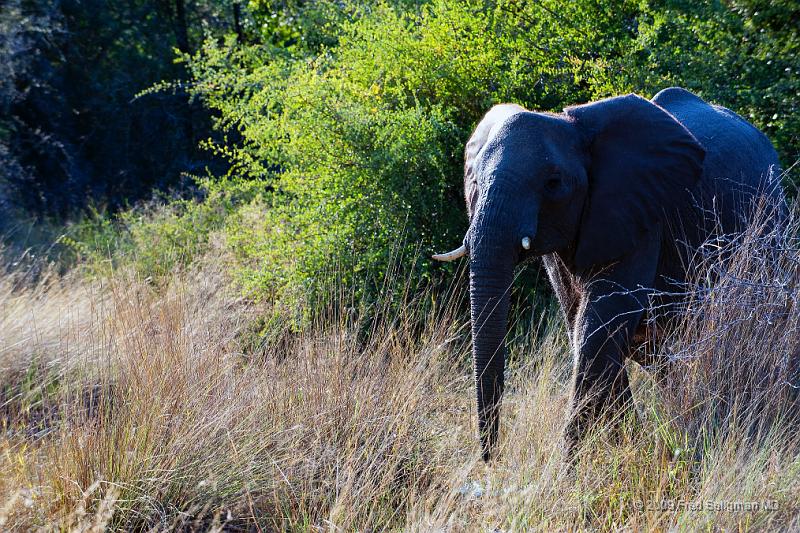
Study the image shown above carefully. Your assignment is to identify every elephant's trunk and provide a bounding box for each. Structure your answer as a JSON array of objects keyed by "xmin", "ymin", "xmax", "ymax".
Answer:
[
  {"xmin": 470, "ymin": 263, "xmax": 513, "ymax": 461},
  {"xmin": 468, "ymin": 197, "xmax": 524, "ymax": 461}
]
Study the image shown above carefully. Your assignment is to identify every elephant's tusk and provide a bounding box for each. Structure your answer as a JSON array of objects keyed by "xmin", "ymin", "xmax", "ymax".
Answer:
[{"xmin": 432, "ymin": 244, "xmax": 468, "ymax": 262}]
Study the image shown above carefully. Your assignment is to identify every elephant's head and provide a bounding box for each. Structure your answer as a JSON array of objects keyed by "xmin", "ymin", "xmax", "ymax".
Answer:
[{"xmin": 434, "ymin": 94, "xmax": 705, "ymax": 461}]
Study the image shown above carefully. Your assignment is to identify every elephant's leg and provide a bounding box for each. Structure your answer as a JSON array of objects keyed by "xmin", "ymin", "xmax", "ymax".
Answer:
[
  {"xmin": 566, "ymin": 295, "xmax": 642, "ymax": 448},
  {"xmin": 565, "ymin": 231, "xmax": 661, "ymax": 454}
]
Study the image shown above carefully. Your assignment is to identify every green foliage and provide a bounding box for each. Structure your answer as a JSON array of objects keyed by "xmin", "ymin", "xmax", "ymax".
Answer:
[
  {"xmin": 58, "ymin": 207, "xmax": 130, "ymax": 276},
  {"xmin": 181, "ymin": 0, "xmax": 799, "ymax": 311},
  {"xmin": 116, "ymin": 199, "xmax": 220, "ymax": 281},
  {"xmin": 41, "ymin": 0, "xmax": 799, "ymax": 315},
  {"xmin": 246, "ymin": 0, "xmax": 356, "ymax": 51},
  {"xmin": 187, "ymin": 0, "xmax": 627, "ymax": 308},
  {"xmin": 61, "ymin": 178, "xmax": 258, "ymax": 281}
]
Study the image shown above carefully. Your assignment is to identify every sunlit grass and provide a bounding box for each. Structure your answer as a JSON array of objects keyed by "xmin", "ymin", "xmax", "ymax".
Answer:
[{"xmin": 1, "ymin": 202, "xmax": 799, "ymax": 530}]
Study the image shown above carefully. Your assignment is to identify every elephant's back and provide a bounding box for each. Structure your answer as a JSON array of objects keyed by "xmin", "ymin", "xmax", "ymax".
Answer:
[
  {"xmin": 651, "ymin": 88, "xmax": 786, "ymax": 289},
  {"xmin": 652, "ymin": 87, "xmax": 782, "ymax": 195},
  {"xmin": 653, "ymin": 87, "xmax": 784, "ymax": 248}
]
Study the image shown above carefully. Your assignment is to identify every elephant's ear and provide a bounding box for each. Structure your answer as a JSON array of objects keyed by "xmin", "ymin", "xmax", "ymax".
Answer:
[
  {"xmin": 464, "ymin": 104, "xmax": 526, "ymax": 218},
  {"xmin": 565, "ymin": 94, "xmax": 705, "ymax": 270}
]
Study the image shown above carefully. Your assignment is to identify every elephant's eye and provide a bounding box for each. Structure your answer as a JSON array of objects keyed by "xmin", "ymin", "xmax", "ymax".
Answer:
[{"xmin": 544, "ymin": 176, "xmax": 561, "ymax": 193}]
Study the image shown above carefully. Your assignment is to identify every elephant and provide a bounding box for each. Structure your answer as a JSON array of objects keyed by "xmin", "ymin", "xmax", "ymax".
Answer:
[{"xmin": 433, "ymin": 87, "xmax": 784, "ymax": 462}]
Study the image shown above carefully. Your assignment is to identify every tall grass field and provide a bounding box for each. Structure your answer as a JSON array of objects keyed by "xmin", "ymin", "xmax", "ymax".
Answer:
[{"xmin": 1, "ymin": 203, "xmax": 800, "ymax": 531}]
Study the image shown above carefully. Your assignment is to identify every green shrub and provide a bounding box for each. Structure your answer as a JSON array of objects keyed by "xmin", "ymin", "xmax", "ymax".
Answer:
[
  {"xmin": 180, "ymin": 0, "xmax": 799, "ymax": 313},
  {"xmin": 58, "ymin": 206, "xmax": 131, "ymax": 276},
  {"xmin": 187, "ymin": 0, "xmax": 626, "ymax": 308},
  {"xmin": 60, "ymin": 178, "xmax": 261, "ymax": 281}
]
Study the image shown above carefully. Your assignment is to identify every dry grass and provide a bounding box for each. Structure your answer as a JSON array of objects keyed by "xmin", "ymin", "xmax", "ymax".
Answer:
[{"xmin": 1, "ymin": 204, "xmax": 800, "ymax": 531}]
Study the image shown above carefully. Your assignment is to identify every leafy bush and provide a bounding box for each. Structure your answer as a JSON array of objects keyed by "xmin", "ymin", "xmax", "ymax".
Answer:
[
  {"xmin": 186, "ymin": 0, "xmax": 627, "ymax": 308},
  {"xmin": 176, "ymin": 0, "xmax": 797, "ymax": 312},
  {"xmin": 60, "ymin": 178, "xmax": 260, "ymax": 280}
]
